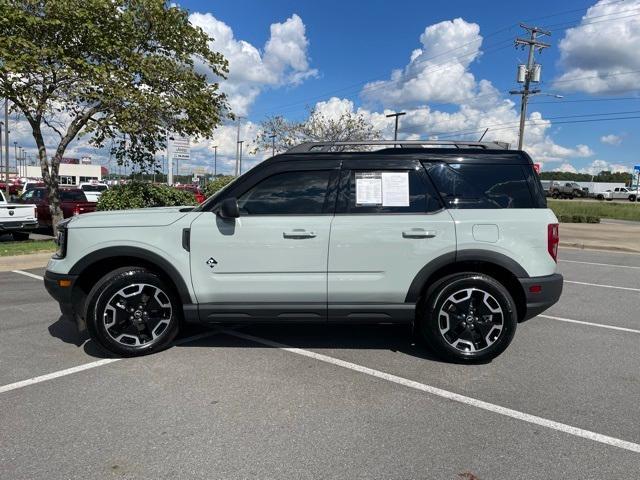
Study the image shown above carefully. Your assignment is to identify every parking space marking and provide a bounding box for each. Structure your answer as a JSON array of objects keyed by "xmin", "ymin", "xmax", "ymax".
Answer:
[
  {"xmin": 560, "ymin": 259, "xmax": 640, "ymax": 270},
  {"xmin": 0, "ymin": 330, "xmax": 219, "ymax": 395},
  {"xmin": 226, "ymin": 329, "xmax": 640, "ymax": 454},
  {"xmin": 539, "ymin": 314, "xmax": 640, "ymax": 334},
  {"xmin": 11, "ymin": 270, "xmax": 44, "ymax": 281},
  {"xmin": 564, "ymin": 280, "xmax": 640, "ymax": 292}
]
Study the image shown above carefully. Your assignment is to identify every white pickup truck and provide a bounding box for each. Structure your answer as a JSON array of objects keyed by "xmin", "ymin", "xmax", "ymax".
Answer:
[
  {"xmin": 597, "ymin": 187, "xmax": 639, "ymax": 202},
  {"xmin": 0, "ymin": 190, "xmax": 38, "ymax": 240}
]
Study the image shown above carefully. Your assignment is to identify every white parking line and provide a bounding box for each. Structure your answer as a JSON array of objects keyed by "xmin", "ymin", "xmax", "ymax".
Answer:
[
  {"xmin": 12, "ymin": 270, "xmax": 44, "ymax": 281},
  {"xmin": 564, "ymin": 280, "xmax": 640, "ymax": 292},
  {"xmin": 539, "ymin": 314, "xmax": 640, "ymax": 334},
  {"xmin": 560, "ymin": 259, "xmax": 640, "ymax": 270},
  {"xmin": 226, "ymin": 329, "xmax": 640, "ymax": 454},
  {"xmin": 0, "ymin": 330, "xmax": 219, "ymax": 395}
]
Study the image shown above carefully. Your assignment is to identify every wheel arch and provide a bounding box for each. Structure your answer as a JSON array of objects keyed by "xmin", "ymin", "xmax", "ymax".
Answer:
[
  {"xmin": 69, "ymin": 247, "xmax": 193, "ymax": 319},
  {"xmin": 406, "ymin": 250, "xmax": 528, "ymax": 322}
]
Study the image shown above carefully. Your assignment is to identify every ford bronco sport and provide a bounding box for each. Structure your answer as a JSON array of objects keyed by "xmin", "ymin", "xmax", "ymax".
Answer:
[{"xmin": 44, "ymin": 140, "xmax": 563, "ymax": 362}]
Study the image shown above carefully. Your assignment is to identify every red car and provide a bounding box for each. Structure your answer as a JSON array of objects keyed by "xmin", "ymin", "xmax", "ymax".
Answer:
[
  {"xmin": 18, "ymin": 187, "xmax": 96, "ymax": 228},
  {"xmin": 176, "ymin": 184, "xmax": 206, "ymax": 203}
]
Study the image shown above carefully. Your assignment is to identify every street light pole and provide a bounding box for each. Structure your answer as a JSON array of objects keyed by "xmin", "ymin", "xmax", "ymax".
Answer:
[
  {"xmin": 238, "ymin": 140, "xmax": 244, "ymax": 175},
  {"xmin": 385, "ymin": 112, "xmax": 406, "ymax": 143},
  {"xmin": 269, "ymin": 134, "xmax": 276, "ymax": 157},
  {"xmin": 235, "ymin": 116, "xmax": 244, "ymax": 176},
  {"xmin": 212, "ymin": 145, "xmax": 218, "ymax": 177},
  {"xmin": 4, "ymin": 100, "xmax": 9, "ymax": 197}
]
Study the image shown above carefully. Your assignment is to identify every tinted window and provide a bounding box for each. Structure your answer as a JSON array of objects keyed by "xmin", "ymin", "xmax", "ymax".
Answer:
[
  {"xmin": 82, "ymin": 185, "xmax": 108, "ymax": 192},
  {"xmin": 344, "ymin": 169, "xmax": 441, "ymax": 213},
  {"xmin": 424, "ymin": 162, "xmax": 537, "ymax": 208},
  {"xmin": 237, "ymin": 170, "xmax": 332, "ymax": 215},
  {"xmin": 60, "ymin": 190, "xmax": 87, "ymax": 202}
]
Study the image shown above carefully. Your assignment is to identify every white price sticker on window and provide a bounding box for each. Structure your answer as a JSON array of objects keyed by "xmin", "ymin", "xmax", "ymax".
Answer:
[
  {"xmin": 382, "ymin": 171, "xmax": 409, "ymax": 206},
  {"xmin": 355, "ymin": 172, "xmax": 382, "ymax": 205}
]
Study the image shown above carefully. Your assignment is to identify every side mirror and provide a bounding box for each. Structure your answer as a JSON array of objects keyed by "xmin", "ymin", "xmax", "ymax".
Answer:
[{"xmin": 217, "ymin": 197, "xmax": 240, "ymax": 219}]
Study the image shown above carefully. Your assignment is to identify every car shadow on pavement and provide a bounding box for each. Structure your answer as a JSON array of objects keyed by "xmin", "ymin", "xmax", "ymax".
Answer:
[
  {"xmin": 48, "ymin": 315, "xmax": 114, "ymax": 358},
  {"xmin": 177, "ymin": 324, "xmax": 461, "ymax": 365}
]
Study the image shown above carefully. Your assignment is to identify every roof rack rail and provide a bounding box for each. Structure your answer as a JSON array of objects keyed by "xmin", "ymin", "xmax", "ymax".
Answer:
[{"xmin": 285, "ymin": 140, "xmax": 510, "ymax": 153}]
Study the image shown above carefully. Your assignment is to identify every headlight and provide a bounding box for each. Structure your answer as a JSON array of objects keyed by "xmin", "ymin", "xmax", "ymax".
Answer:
[{"xmin": 54, "ymin": 218, "xmax": 72, "ymax": 259}]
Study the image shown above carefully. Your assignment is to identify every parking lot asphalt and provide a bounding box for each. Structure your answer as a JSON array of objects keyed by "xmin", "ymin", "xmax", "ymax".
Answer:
[{"xmin": 1, "ymin": 248, "xmax": 639, "ymax": 479}]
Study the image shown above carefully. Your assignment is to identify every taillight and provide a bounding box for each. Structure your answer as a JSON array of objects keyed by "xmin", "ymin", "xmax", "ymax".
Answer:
[
  {"xmin": 548, "ymin": 223, "xmax": 559, "ymax": 263},
  {"xmin": 73, "ymin": 205, "xmax": 80, "ymax": 216}
]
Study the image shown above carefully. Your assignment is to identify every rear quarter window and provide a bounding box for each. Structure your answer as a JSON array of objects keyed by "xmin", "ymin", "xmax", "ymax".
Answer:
[{"xmin": 423, "ymin": 162, "xmax": 544, "ymax": 209}]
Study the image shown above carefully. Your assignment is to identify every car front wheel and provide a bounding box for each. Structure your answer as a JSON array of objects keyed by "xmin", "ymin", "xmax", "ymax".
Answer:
[
  {"xmin": 85, "ymin": 267, "xmax": 180, "ymax": 357},
  {"xmin": 419, "ymin": 273, "xmax": 517, "ymax": 363}
]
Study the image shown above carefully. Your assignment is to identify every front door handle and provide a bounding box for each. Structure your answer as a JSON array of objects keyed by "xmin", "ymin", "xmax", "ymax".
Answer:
[
  {"xmin": 402, "ymin": 228, "xmax": 436, "ymax": 239},
  {"xmin": 283, "ymin": 229, "xmax": 317, "ymax": 239}
]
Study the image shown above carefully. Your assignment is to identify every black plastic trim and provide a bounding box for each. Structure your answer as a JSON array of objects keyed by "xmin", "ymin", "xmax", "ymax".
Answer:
[
  {"xmin": 404, "ymin": 250, "xmax": 529, "ymax": 303},
  {"xmin": 196, "ymin": 303, "xmax": 327, "ymax": 324},
  {"xmin": 518, "ymin": 273, "xmax": 564, "ymax": 321},
  {"xmin": 328, "ymin": 304, "xmax": 414, "ymax": 323},
  {"xmin": 182, "ymin": 228, "xmax": 190, "ymax": 251},
  {"xmin": 68, "ymin": 246, "xmax": 193, "ymax": 304}
]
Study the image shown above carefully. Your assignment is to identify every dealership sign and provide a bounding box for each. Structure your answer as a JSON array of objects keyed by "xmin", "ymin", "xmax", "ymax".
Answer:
[{"xmin": 168, "ymin": 135, "xmax": 190, "ymax": 162}]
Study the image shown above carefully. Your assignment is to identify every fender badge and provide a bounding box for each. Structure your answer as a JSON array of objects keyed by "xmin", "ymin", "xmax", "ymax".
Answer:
[{"xmin": 206, "ymin": 257, "xmax": 218, "ymax": 268}]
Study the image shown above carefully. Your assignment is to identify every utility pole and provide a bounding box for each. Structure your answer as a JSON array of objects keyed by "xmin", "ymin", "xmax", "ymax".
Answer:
[
  {"xmin": 4, "ymin": 99, "xmax": 9, "ymax": 197},
  {"xmin": 385, "ymin": 112, "xmax": 406, "ymax": 142},
  {"xmin": 238, "ymin": 140, "xmax": 244, "ymax": 175},
  {"xmin": 269, "ymin": 133, "xmax": 276, "ymax": 157},
  {"xmin": 0, "ymin": 121, "xmax": 3, "ymax": 185},
  {"xmin": 234, "ymin": 116, "xmax": 244, "ymax": 176},
  {"xmin": 509, "ymin": 24, "xmax": 550, "ymax": 150},
  {"xmin": 214, "ymin": 146, "xmax": 218, "ymax": 177}
]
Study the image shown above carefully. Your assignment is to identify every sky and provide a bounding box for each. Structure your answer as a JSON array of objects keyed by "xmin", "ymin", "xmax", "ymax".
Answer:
[{"xmin": 9, "ymin": 0, "xmax": 640, "ymax": 176}]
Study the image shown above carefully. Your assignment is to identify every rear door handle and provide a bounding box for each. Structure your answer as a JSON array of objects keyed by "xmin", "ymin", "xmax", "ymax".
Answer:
[
  {"xmin": 283, "ymin": 229, "xmax": 317, "ymax": 239},
  {"xmin": 402, "ymin": 228, "xmax": 436, "ymax": 239}
]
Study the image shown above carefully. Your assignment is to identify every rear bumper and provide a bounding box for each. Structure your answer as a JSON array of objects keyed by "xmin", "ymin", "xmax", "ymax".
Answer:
[
  {"xmin": 518, "ymin": 273, "xmax": 563, "ymax": 321},
  {"xmin": 44, "ymin": 270, "xmax": 80, "ymax": 320},
  {"xmin": 0, "ymin": 219, "xmax": 38, "ymax": 231}
]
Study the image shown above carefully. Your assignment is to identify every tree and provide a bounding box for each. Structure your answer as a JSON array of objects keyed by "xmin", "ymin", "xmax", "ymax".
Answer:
[
  {"xmin": 253, "ymin": 107, "xmax": 382, "ymax": 154},
  {"xmin": 0, "ymin": 0, "xmax": 230, "ymax": 228}
]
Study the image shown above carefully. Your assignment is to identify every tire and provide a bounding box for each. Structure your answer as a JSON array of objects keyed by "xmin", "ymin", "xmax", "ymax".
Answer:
[
  {"xmin": 85, "ymin": 267, "xmax": 180, "ymax": 357},
  {"xmin": 551, "ymin": 191, "xmax": 559, "ymax": 199},
  {"xmin": 11, "ymin": 232, "xmax": 30, "ymax": 241},
  {"xmin": 596, "ymin": 194, "xmax": 604, "ymax": 201},
  {"xmin": 629, "ymin": 195, "xmax": 636, "ymax": 202},
  {"xmin": 419, "ymin": 273, "xmax": 517, "ymax": 363}
]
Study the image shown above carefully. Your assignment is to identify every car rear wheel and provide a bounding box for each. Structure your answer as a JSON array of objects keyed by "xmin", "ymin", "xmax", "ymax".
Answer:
[
  {"xmin": 419, "ymin": 273, "xmax": 517, "ymax": 363},
  {"xmin": 85, "ymin": 267, "xmax": 180, "ymax": 356},
  {"xmin": 629, "ymin": 195, "xmax": 636, "ymax": 202}
]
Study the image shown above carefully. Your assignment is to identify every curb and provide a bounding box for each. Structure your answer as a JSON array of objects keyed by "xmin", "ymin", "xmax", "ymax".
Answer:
[
  {"xmin": 0, "ymin": 252, "xmax": 53, "ymax": 272},
  {"xmin": 559, "ymin": 241, "xmax": 640, "ymax": 255}
]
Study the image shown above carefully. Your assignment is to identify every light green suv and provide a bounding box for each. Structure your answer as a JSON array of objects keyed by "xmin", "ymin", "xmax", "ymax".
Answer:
[{"xmin": 45, "ymin": 140, "xmax": 563, "ymax": 362}]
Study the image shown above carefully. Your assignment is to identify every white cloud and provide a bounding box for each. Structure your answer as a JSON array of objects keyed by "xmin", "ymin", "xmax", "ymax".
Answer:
[
  {"xmin": 600, "ymin": 134, "xmax": 622, "ymax": 145},
  {"xmin": 556, "ymin": 163, "xmax": 578, "ymax": 173},
  {"xmin": 352, "ymin": 19, "xmax": 594, "ymax": 164},
  {"xmin": 554, "ymin": 0, "xmax": 640, "ymax": 94},
  {"xmin": 189, "ymin": 12, "xmax": 317, "ymax": 116},
  {"xmin": 579, "ymin": 159, "xmax": 632, "ymax": 174},
  {"xmin": 361, "ymin": 18, "xmax": 481, "ymax": 107}
]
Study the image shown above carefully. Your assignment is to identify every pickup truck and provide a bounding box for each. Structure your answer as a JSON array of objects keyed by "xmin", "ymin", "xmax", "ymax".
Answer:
[
  {"xmin": 79, "ymin": 182, "xmax": 109, "ymax": 202},
  {"xmin": 548, "ymin": 181, "xmax": 585, "ymax": 199},
  {"xmin": 0, "ymin": 190, "xmax": 38, "ymax": 240},
  {"xmin": 17, "ymin": 187, "xmax": 96, "ymax": 229},
  {"xmin": 596, "ymin": 187, "xmax": 639, "ymax": 202}
]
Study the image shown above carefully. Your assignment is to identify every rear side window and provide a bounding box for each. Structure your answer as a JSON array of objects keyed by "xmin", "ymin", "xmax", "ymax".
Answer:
[
  {"xmin": 423, "ymin": 162, "xmax": 540, "ymax": 209},
  {"xmin": 237, "ymin": 170, "xmax": 332, "ymax": 215},
  {"xmin": 343, "ymin": 169, "xmax": 441, "ymax": 213},
  {"xmin": 60, "ymin": 190, "xmax": 87, "ymax": 202}
]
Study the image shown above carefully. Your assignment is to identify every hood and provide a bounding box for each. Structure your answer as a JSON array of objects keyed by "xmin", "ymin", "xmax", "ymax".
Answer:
[{"xmin": 67, "ymin": 206, "xmax": 194, "ymax": 228}]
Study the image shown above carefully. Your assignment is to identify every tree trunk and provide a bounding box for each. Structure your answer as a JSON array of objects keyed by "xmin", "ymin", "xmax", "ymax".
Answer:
[{"xmin": 31, "ymin": 123, "xmax": 63, "ymax": 234}]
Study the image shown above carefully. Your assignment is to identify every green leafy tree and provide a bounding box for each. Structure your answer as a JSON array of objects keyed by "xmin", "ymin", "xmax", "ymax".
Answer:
[
  {"xmin": 0, "ymin": 0, "xmax": 230, "ymax": 228},
  {"xmin": 96, "ymin": 182, "xmax": 196, "ymax": 210},
  {"xmin": 253, "ymin": 107, "xmax": 382, "ymax": 155}
]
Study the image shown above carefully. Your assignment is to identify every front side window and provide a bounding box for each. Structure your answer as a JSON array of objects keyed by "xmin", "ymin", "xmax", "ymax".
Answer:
[
  {"xmin": 237, "ymin": 170, "xmax": 332, "ymax": 215},
  {"xmin": 424, "ymin": 162, "xmax": 536, "ymax": 209}
]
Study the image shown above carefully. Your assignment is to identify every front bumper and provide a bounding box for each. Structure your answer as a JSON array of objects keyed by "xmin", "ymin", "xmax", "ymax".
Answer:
[
  {"xmin": 44, "ymin": 270, "xmax": 80, "ymax": 319},
  {"xmin": 518, "ymin": 273, "xmax": 563, "ymax": 321}
]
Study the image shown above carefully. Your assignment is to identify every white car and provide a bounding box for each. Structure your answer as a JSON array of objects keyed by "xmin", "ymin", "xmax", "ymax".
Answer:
[
  {"xmin": 0, "ymin": 190, "xmax": 38, "ymax": 240},
  {"xmin": 44, "ymin": 140, "xmax": 563, "ymax": 362},
  {"xmin": 79, "ymin": 182, "xmax": 109, "ymax": 202}
]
